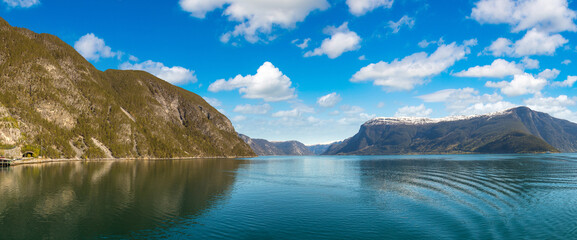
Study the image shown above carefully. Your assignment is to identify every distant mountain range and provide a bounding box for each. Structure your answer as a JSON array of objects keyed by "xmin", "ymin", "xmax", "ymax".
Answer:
[
  {"xmin": 324, "ymin": 107, "xmax": 577, "ymax": 155},
  {"xmin": 307, "ymin": 143, "xmax": 336, "ymax": 155},
  {"xmin": 239, "ymin": 134, "xmax": 314, "ymax": 156},
  {"xmin": 0, "ymin": 17, "xmax": 254, "ymax": 159}
]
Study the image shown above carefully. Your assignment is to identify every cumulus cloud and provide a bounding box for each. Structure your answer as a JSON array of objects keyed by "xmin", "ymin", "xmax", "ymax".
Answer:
[
  {"xmin": 471, "ymin": 0, "xmax": 577, "ymax": 33},
  {"xmin": 178, "ymin": 0, "xmax": 227, "ymax": 18},
  {"xmin": 233, "ymin": 103, "xmax": 271, "ymax": 114},
  {"xmin": 562, "ymin": 59, "xmax": 572, "ymax": 65},
  {"xmin": 419, "ymin": 88, "xmax": 516, "ymax": 115},
  {"xmin": 485, "ymin": 38, "xmax": 514, "ymax": 57},
  {"xmin": 552, "ymin": 76, "xmax": 577, "ymax": 87},
  {"xmin": 305, "ymin": 22, "xmax": 361, "ymax": 59},
  {"xmin": 120, "ymin": 60, "xmax": 197, "ymax": 85},
  {"xmin": 180, "ymin": 0, "xmax": 329, "ymax": 43},
  {"xmin": 394, "ymin": 104, "xmax": 432, "ymax": 117},
  {"xmin": 513, "ymin": 29, "xmax": 568, "ymax": 56},
  {"xmin": 454, "ymin": 59, "xmax": 523, "ymax": 78},
  {"xmin": 271, "ymin": 103, "xmax": 314, "ymax": 118},
  {"xmin": 317, "ymin": 92, "xmax": 342, "ymax": 108},
  {"xmin": 351, "ymin": 41, "xmax": 472, "ymax": 91},
  {"xmin": 485, "ymin": 29, "xmax": 567, "ymax": 57},
  {"xmin": 485, "ymin": 73, "xmax": 547, "ymax": 96},
  {"xmin": 388, "ymin": 15, "xmax": 415, "ymax": 33},
  {"xmin": 537, "ymin": 69, "xmax": 560, "ymax": 80},
  {"xmin": 3, "ymin": 0, "xmax": 39, "ymax": 8},
  {"xmin": 208, "ymin": 62, "xmax": 296, "ymax": 102},
  {"xmin": 346, "ymin": 0, "xmax": 393, "ymax": 16},
  {"xmin": 525, "ymin": 94, "xmax": 577, "ymax": 122},
  {"xmin": 74, "ymin": 33, "xmax": 120, "ymax": 61},
  {"xmin": 521, "ymin": 57, "xmax": 539, "ymax": 69}
]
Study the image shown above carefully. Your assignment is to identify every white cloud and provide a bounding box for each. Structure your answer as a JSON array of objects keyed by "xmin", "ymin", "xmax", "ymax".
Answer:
[
  {"xmin": 74, "ymin": 33, "xmax": 120, "ymax": 61},
  {"xmin": 521, "ymin": 57, "xmax": 539, "ymax": 69},
  {"xmin": 178, "ymin": 0, "xmax": 227, "ymax": 18},
  {"xmin": 394, "ymin": 104, "xmax": 432, "ymax": 117},
  {"xmin": 180, "ymin": 0, "xmax": 329, "ymax": 43},
  {"xmin": 463, "ymin": 39, "xmax": 479, "ymax": 47},
  {"xmin": 120, "ymin": 60, "xmax": 197, "ymax": 85},
  {"xmin": 346, "ymin": 0, "xmax": 393, "ymax": 16},
  {"xmin": 418, "ymin": 37, "xmax": 444, "ymax": 48},
  {"xmin": 351, "ymin": 41, "xmax": 471, "ymax": 91},
  {"xmin": 305, "ymin": 22, "xmax": 361, "ymax": 59},
  {"xmin": 485, "ymin": 73, "xmax": 547, "ymax": 96},
  {"xmin": 337, "ymin": 112, "xmax": 375, "ymax": 125},
  {"xmin": 208, "ymin": 62, "xmax": 296, "ymax": 102},
  {"xmin": 233, "ymin": 103, "xmax": 272, "ymax": 114},
  {"xmin": 3, "ymin": 0, "xmax": 39, "ymax": 8},
  {"xmin": 340, "ymin": 105, "xmax": 364, "ymax": 114},
  {"xmin": 562, "ymin": 59, "xmax": 572, "ymax": 65},
  {"xmin": 418, "ymin": 39, "xmax": 433, "ymax": 48},
  {"xmin": 513, "ymin": 29, "xmax": 568, "ymax": 56},
  {"xmin": 202, "ymin": 97, "xmax": 222, "ymax": 107},
  {"xmin": 454, "ymin": 59, "xmax": 523, "ymax": 78},
  {"xmin": 552, "ymin": 76, "xmax": 577, "ymax": 87},
  {"xmin": 460, "ymin": 101, "xmax": 518, "ymax": 115},
  {"xmin": 128, "ymin": 55, "xmax": 139, "ymax": 62},
  {"xmin": 317, "ymin": 92, "xmax": 342, "ymax": 108},
  {"xmin": 471, "ymin": 0, "xmax": 577, "ymax": 33},
  {"xmin": 232, "ymin": 115, "xmax": 247, "ymax": 122},
  {"xmin": 293, "ymin": 38, "xmax": 311, "ymax": 49},
  {"xmin": 485, "ymin": 29, "xmax": 567, "ymax": 57},
  {"xmin": 525, "ymin": 94, "xmax": 577, "ymax": 122},
  {"xmin": 419, "ymin": 88, "xmax": 516, "ymax": 115},
  {"xmin": 358, "ymin": 55, "xmax": 366, "ymax": 60},
  {"xmin": 537, "ymin": 68, "xmax": 560, "ymax": 80},
  {"xmin": 388, "ymin": 15, "xmax": 414, "ymax": 33},
  {"xmin": 272, "ymin": 109, "xmax": 300, "ymax": 118},
  {"xmin": 485, "ymin": 38, "xmax": 514, "ymax": 57}
]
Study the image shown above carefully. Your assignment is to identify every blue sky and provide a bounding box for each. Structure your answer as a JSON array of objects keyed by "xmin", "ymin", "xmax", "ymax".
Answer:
[{"xmin": 2, "ymin": 0, "xmax": 577, "ymax": 145}]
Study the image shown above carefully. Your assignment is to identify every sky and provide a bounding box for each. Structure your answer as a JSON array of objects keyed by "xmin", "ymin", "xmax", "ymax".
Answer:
[{"xmin": 2, "ymin": 0, "xmax": 577, "ymax": 145}]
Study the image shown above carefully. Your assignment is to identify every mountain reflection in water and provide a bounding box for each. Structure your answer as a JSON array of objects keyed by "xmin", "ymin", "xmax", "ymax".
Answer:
[
  {"xmin": 0, "ymin": 159, "xmax": 245, "ymax": 239},
  {"xmin": 1, "ymin": 155, "xmax": 577, "ymax": 239}
]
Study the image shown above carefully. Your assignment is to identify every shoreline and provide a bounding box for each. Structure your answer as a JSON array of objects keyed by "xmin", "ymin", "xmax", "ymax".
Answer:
[{"xmin": 7, "ymin": 155, "xmax": 257, "ymax": 167}]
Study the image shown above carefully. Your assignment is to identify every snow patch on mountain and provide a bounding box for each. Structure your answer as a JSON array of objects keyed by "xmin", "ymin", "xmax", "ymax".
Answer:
[{"xmin": 365, "ymin": 108, "xmax": 512, "ymax": 126}]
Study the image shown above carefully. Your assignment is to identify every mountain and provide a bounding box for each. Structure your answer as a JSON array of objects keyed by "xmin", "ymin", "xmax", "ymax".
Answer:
[
  {"xmin": 324, "ymin": 107, "xmax": 577, "ymax": 155},
  {"xmin": 239, "ymin": 134, "xmax": 314, "ymax": 156},
  {"xmin": 307, "ymin": 142, "xmax": 339, "ymax": 155},
  {"xmin": 0, "ymin": 18, "xmax": 255, "ymax": 159}
]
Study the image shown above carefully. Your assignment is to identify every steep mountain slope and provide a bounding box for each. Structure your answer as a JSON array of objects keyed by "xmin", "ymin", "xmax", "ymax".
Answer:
[
  {"xmin": 0, "ymin": 18, "xmax": 255, "ymax": 159},
  {"xmin": 307, "ymin": 143, "xmax": 339, "ymax": 155},
  {"xmin": 239, "ymin": 134, "xmax": 314, "ymax": 156},
  {"xmin": 324, "ymin": 107, "xmax": 574, "ymax": 155}
]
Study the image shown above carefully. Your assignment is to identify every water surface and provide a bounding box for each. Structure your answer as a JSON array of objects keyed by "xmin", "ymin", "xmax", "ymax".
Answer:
[{"xmin": 1, "ymin": 154, "xmax": 577, "ymax": 239}]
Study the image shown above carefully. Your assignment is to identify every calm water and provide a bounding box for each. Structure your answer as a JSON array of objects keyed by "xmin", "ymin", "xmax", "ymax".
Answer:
[{"xmin": 1, "ymin": 154, "xmax": 577, "ymax": 239}]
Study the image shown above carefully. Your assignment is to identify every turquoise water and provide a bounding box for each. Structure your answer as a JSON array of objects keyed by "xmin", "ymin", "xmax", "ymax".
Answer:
[{"xmin": 1, "ymin": 154, "xmax": 577, "ymax": 239}]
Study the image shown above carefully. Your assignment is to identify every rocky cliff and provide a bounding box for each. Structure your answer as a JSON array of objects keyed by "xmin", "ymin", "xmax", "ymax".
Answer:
[{"xmin": 0, "ymin": 18, "xmax": 255, "ymax": 159}]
